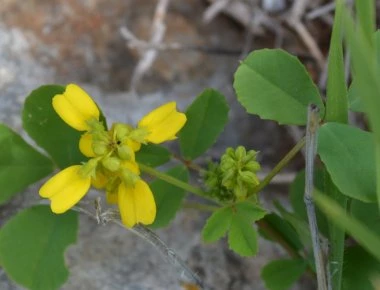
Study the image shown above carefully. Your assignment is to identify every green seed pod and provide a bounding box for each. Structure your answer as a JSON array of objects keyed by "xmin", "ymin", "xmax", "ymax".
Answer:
[
  {"xmin": 102, "ymin": 157, "xmax": 121, "ymax": 172},
  {"xmin": 235, "ymin": 146, "xmax": 246, "ymax": 160},
  {"xmin": 239, "ymin": 171, "xmax": 257, "ymax": 186},
  {"xmin": 244, "ymin": 161, "xmax": 261, "ymax": 172}
]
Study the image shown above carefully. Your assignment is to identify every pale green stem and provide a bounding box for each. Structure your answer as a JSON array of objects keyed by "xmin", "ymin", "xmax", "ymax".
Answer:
[
  {"xmin": 183, "ymin": 202, "xmax": 219, "ymax": 212},
  {"xmin": 138, "ymin": 163, "xmax": 217, "ymax": 203}
]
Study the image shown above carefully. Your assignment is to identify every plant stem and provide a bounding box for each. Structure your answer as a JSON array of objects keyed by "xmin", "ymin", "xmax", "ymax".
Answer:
[
  {"xmin": 171, "ymin": 154, "xmax": 206, "ymax": 173},
  {"xmin": 138, "ymin": 163, "xmax": 217, "ymax": 204},
  {"xmin": 305, "ymin": 105, "xmax": 328, "ymax": 290},
  {"xmin": 183, "ymin": 202, "xmax": 219, "ymax": 212},
  {"xmin": 252, "ymin": 136, "xmax": 306, "ymax": 195}
]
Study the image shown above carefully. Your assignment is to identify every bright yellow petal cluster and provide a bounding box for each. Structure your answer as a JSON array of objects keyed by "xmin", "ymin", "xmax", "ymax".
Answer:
[
  {"xmin": 39, "ymin": 165, "xmax": 91, "ymax": 214},
  {"xmin": 40, "ymin": 84, "xmax": 187, "ymax": 228},
  {"xmin": 138, "ymin": 101, "xmax": 187, "ymax": 144},
  {"xmin": 53, "ymin": 84, "xmax": 100, "ymax": 131}
]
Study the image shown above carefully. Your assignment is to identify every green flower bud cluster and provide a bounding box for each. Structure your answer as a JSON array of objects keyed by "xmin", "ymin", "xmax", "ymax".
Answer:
[{"xmin": 203, "ymin": 146, "xmax": 261, "ymax": 202}]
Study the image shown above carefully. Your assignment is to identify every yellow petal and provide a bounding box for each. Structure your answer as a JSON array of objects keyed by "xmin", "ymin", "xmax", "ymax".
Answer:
[
  {"xmin": 39, "ymin": 165, "xmax": 82, "ymax": 198},
  {"xmin": 91, "ymin": 170, "xmax": 107, "ymax": 189},
  {"xmin": 126, "ymin": 139, "xmax": 141, "ymax": 152},
  {"xmin": 120, "ymin": 160, "xmax": 140, "ymax": 175},
  {"xmin": 106, "ymin": 190, "xmax": 118, "ymax": 204},
  {"xmin": 52, "ymin": 84, "xmax": 100, "ymax": 131},
  {"xmin": 138, "ymin": 102, "xmax": 186, "ymax": 144},
  {"xmin": 138, "ymin": 102, "xmax": 176, "ymax": 128},
  {"xmin": 147, "ymin": 111, "xmax": 186, "ymax": 143},
  {"xmin": 118, "ymin": 180, "xmax": 156, "ymax": 227},
  {"xmin": 50, "ymin": 177, "xmax": 91, "ymax": 213},
  {"xmin": 79, "ymin": 133, "xmax": 96, "ymax": 157}
]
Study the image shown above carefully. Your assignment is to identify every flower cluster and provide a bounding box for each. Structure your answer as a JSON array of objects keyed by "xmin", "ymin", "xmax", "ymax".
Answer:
[
  {"xmin": 203, "ymin": 146, "xmax": 261, "ymax": 202},
  {"xmin": 39, "ymin": 84, "xmax": 186, "ymax": 227}
]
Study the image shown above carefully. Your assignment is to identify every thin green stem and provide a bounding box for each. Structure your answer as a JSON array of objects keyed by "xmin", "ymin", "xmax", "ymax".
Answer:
[
  {"xmin": 253, "ymin": 136, "xmax": 306, "ymax": 194},
  {"xmin": 183, "ymin": 202, "xmax": 219, "ymax": 212},
  {"xmin": 138, "ymin": 163, "xmax": 217, "ymax": 204},
  {"xmin": 171, "ymin": 153, "xmax": 206, "ymax": 173}
]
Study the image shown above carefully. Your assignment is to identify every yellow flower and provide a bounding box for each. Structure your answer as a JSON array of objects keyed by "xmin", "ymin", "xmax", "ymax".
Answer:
[
  {"xmin": 53, "ymin": 84, "xmax": 100, "ymax": 131},
  {"xmin": 44, "ymin": 85, "xmax": 187, "ymax": 228},
  {"xmin": 138, "ymin": 101, "xmax": 187, "ymax": 144},
  {"xmin": 118, "ymin": 180, "xmax": 156, "ymax": 227},
  {"xmin": 39, "ymin": 165, "xmax": 91, "ymax": 214}
]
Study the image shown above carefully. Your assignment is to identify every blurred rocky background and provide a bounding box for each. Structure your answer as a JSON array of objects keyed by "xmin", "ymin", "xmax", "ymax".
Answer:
[{"xmin": 0, "ymin": 0, "xmax": 362, "ymax": 289}]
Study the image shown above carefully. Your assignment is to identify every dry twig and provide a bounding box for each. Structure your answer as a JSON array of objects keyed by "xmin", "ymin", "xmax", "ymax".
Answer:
[{"xmin": 129, "ymin": 0, "xmax": 170, "ymax": 94}]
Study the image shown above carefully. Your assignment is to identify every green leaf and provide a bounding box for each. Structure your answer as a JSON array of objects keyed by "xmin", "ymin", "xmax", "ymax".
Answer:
[
  {"xmin": 275, "ymin": 202, "xmax": 311, "ymax": 248},
  {"xmin": 233, "ymin": 49, "xmax": 324, "ymax": 125},
  {"xmin": 201, "ymin": 201, "xmax": 266, "ymax": 256},
  {"xmin": 355, "ymin": 0, "xmax": 375, "ymax": 44},
  {"xmin": 202, "ymin": 207, "xmax": 232, "ymax": 243},
  {"xmin": 348, "ymin": 80, "xmax": 365, "ymax": 112},
  {"xmin": 228, "ymin": 201, "xmax": 266, "ymax": 256},
  {"xmin": 234, "ymin": 201, "xmax": 267, "ymax": 222},
  {"xmin": 228, "ymin": 215, "xmax": 258, "ymax": 257},
  {"xmin": 318, "ymin": 122, "xmax": 376, "ymax": 202},
  {"xmin": 149, "ymin": 166, "xmax": 189, "ymax": 228},
  {"xmin": 0, "ymin": 206, "xmax": 78, "ymax": 290},
  {"xmin": 314, "ymin": 192, "xmax": 380, "ymax": 261},
  {"xmin": 325, "ymin": 0, "xmax": 348, "ymax": 123},
  {"xmin": 259, "ymin": 213, "xmax": 303, "ymax": 251},
  {"xmin": 0, "ymin": 125, "xmax": 54, "ymax": 204},
  {"xmin": 261, "ymin": 259, "xmax": 307, "ymax": 290},
  {"xmin": 351, "ymin": 200, "xmax": 380, "ymax": 235},
  {"xmin": 22, "ymin": 85, "xmax": 98, "ymax": 168},
  {"xmin": 342, "ymin": 246, "xmax": 380, "ymax": 290},
  {"xmin": 179, "ymin": 89, "xmax": 229, "ymax": 160},
  {"xmin": 342, "ymin": 8, "xmax": 380, "ymax": 208},
  {"xmin": 135, "ymin": 144, "xmax": 171, "ymax": 167},
  {"xmin": 347, "ymin": 31, "xmax": 380, "ymax": 113}
]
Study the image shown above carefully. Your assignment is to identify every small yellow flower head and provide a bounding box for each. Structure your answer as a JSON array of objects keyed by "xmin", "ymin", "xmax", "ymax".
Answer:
[
  {"xmin": 39, "ymin": 165, "xmax": 91, "ymax": 213},
  {"xmin": 53, "ymin": 84, "xmax": 100, "ymax": 131},
  {"xmin": 118, "ymin": 180, "xmax": 156, "ymax": 227},
  {"xmin": 44, "ymin": 85, "xmax": 187, "ymax": 228},
  {"xmin": 138, "ymin": 101, "xmax": 187, "ymax": 144}
]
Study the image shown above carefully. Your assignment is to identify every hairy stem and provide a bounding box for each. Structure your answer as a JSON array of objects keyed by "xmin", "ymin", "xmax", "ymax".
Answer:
[{"xmin": 304, "ymin": 105, "xmax": 328, "ymax": 290}]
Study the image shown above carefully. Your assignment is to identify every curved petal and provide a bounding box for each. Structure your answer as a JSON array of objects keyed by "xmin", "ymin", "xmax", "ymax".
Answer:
[
  {"xmin": 138, "ymin": 102, "xmax": 186, "ymax": 144},
  {"xmin": 91, "ymin": 170, "xmax": 107, "ymax": 189},
  {"xmin": 106, "ymin": 190, "xmax": 118, "ymax": 204},
  {"xmin": 39, "ymin": 165, "xmax": 82, "ymax": 198},
  {"xmin": 52, "ymin": 84, "xmax": 100, "ymax": 131},
  {"xmin": 79, "ymin": 133, "xmax": 96, "ymax": 157},
  {"xmin": 138, "ymin": 102, "xmax": 176, "ymax": 128},
  {"xmin": 118, "ymin": 180, "xmax": 156, "ymax": 227},
  {"xmin": 145, "ymin": 111, "xmax": 186, "ymax": 144},
  {"xmin": 126, "ymin": 139, "xmax": 141, "ymax": 152},
  {"xmin": 50, "ymin": 177, "xmax": 91, "ymax": 213},
  {"xmin": 120, "ymin": 160, "xmax": 140, "ymax": 175}
]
